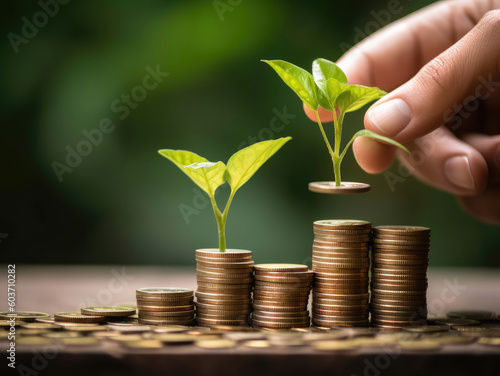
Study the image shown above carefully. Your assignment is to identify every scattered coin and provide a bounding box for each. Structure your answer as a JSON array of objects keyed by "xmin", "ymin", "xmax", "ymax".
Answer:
[
  {"xmin": 0, "ymin": 311, "xmax": 50, "ymax": 322},
  {"xmin": 312, "ymin": 340, "xmax": 358, "ymax": 351},
  {"xmin": 241, "ymin": 340, "xmax": 271, "ymax": 348},
  {"xmin": 397, "ymin": 340, "xmax": 442, "ymax": 351},
  {"xmin": 54, "ymin": 312, "xmax": 106, "ymax": 324},
  {"xmin": 59, "ymin": 337, "xmax": 101, "ymax": 346},
  {"xmin": 122, "ymin": 339, "xmax": 164, "ymax": 349},
  {"xmin": 447, "ymin": 310, "xmax": 497, "ymax": 321},
  {"xmin": 16, "ymin": 337, "xmax": 54, "ymax": 345},
  {"xmin": 477, "ymin": 337, "xmax": 500, "ymax": 346},
  {"xmin": 195, "ymin": 339, "xmax": 237, "ymax": 348}
]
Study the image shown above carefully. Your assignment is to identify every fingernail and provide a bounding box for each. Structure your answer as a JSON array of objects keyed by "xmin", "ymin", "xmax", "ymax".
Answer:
[
  {"xmin": 368, "ymin": 98, "xmax": 412, "ymax": 136},
  {"xmin": 444, "ymin": 156, "xmax": 475, "ymax": 190}
]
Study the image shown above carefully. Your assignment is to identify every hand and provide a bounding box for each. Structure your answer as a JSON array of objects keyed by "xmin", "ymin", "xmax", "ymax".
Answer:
[{"xmin": 304, "ymin": 0, "xmax": 500, "ymax": 223}]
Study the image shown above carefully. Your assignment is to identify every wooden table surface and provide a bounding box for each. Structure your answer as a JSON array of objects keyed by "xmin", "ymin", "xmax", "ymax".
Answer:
[{"xmin": 1, "ymin": 265, "xmax": 499, "ymax": 376}]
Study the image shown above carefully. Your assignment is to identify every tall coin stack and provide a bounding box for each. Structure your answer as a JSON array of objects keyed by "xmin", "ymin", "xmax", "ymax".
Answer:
[
  {"xmin": 195, "ymin": 249, "xmax": 254, "ymax": 327},
  {"xmin": 311, "ymin": 220, "xmax": 371, "ymax": 327},
  {"xmin": 136, "ymin": 288, "xmax": 196, "ymax": 325},
  {"xmin": 370, "ymin": 225, "xmax": 430, "ymax": 328},
  {"xmin": 252, "ymin": 264, "xmax": 313, "ymax": 329}
]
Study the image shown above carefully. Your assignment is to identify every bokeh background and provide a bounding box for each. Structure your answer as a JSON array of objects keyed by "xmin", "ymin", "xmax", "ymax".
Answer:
[{"xmin": 1, "ymin": 0, "xmax": 498, "ymax": 267}]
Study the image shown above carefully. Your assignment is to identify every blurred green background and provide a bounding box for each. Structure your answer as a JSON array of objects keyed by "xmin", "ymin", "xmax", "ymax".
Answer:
[{"xmin": 1, "ymin": 0, "xmax": 498, "ymax": 267}]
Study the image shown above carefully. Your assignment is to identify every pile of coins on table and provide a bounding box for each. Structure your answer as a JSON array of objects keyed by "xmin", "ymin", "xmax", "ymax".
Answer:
[
  {"xmin": 136, "ymin": 288, "xmax": 195, "ymax": 326},
  {"xmin": 252, "ymin": 264, "xmax": 313, "ymax": 329},
  {"xmin": 1, "ymin": 310, "xmax": 500, "ymax": 351},
  {"xmin": 195, "ymin": 249, "xmax": 254, "ymax": 327},
  {"xmin": 370, "ymin": 225, "xmax": 430, "ymax": 327},
  {"xmin": 311, "ymin": 220, "xmax": 371, "ymax": 327}
]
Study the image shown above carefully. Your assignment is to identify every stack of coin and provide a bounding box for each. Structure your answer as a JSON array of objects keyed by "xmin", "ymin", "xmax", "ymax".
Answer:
[
  {"xmin": 311, "ymin": 220, "xmax": 371, "ymax": 327},
  {"xmin": 136, "ymin": 288, "xmax": 195, "ymax": 326},
  {"xmin": 370, "ymin": 225, "xmax": 430, "ymax": 327},
  {"xmin": 195, "ymin": 249, "xmax": 254, "ymax": 327},
  {"xmin": 252, "ymin": 264, "xmax": 313, "ymax": 329}
]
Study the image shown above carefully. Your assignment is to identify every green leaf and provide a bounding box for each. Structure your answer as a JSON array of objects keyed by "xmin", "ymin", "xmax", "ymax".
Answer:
[
  {"xmin": 351, "ymin": 130, "xmax": 410, "ymax": 153},
  {"xmin": 335, "ymin": 84, "xmax": 387, "ymax": 113},
  {"xmin": 312, "ymin": 59, "xmax": 348, "ymax": 111},
  {"xmin": 226, "ymin": 137, "xmax": 292, "ymax": 193},
  {"xmin": 325, "ymin": 78, "xmax": 347, "ymax": 113},
  {"xmin": 158, "ymin": 149, "xmax": 226, "ymax": 196},
  {"xmin": 262, "ymin": 60, "xmax": 318, "ymax": 110}
]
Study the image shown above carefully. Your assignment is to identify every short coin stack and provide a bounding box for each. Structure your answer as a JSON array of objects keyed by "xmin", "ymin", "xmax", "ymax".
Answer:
[
  {"xmin": 136, "ymin": 288, "xmax": 195, "ymax": 325},
  {"xmin": 195, "ymin": 249, "xmax": 254, "ymax": 327},
  {"xmin": 370, "ymin": 225, "xmax": 430, "ymax": 327},
  {"xmin": 252, "ymin": 264, "xmax": 313, "ymax": 329},
  {"xmin": 311, "ymin": 220, "xmax": 371, "ymax": 327}
]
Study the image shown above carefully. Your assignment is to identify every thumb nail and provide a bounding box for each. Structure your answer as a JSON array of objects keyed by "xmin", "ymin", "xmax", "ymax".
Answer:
[
  {"xmin": 368, "ymin": 98, "xmax": 412, "ymax": 136},
  {"xmin": 444, "ymin": 156, "xmax": 475, "ymax": 190}
]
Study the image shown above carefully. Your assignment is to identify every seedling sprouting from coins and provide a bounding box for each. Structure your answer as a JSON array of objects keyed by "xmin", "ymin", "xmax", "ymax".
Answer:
[
  {"xmin": 159, "ymin": 137, "xmax": 291, "ymax": 252},
  {"xmin": 263, "ymin": 58, "xmax": 409, "ymax": 194}
]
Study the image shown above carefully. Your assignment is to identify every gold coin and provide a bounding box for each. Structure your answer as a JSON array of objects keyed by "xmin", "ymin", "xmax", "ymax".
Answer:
[
  {"xmin": 122, "ymin": 339, "xmax": 164, "ymax": 348},
  {"xmin": 447, "ymin": 310, "xmax": 497, "ymax": 321},
  {"xmin": 16, "ymin": 337, "xmax": 55, "ymax": 345},
  {"xmin": 397, "ymin": 340, "xmax": 441, "ymax": 351},
  {"xmin": 148, "ymin": 333, "xmax": 196, "ymax": 344},
  {"xmin": 196, "ymin": 276, "xmax": 253, "ymax": 284},
  {"xmin": 81, "ymin": 306, "xmax": 136, "ymax": 317},
  {"xmin": 195, "ymin": 258, "xmax": 254, "ymax": 266},
  {"xmin": 138, "ymin": 318, "xmax": 195, "ymax": 326},
  {"xmin": 60, "ymin": 337, "xmax": 101, "ymax": 346},
  {"xmin": 254, "ymin": 264, "xmax": 309, "ymax": 272},
  {"xmin": 136, "ymin": 287, "xmax": 193, "ymax": 298},
  {"xmin": 241, "ymin": 340, "xmax": 271, "ymax": 348},
  {"xmin": 55, "ymin": 312, "xmax": 105, "ymax": 323},
  {"xmin": 195, "ymin": 249, "xmax": 252, "ymax": 257},
  {"xmin": 151, "ymin": 325, "xmax": 190, "ymax": 333},
  {"xmin": 19, "ymin": 322, "xmax": 59, "ymax": 330},
  {"xmin": 432, "ymin": 335, "xmax": 475, "ymax": 345},
  {"xmin": 63, "ymin": 325, "xmax": 109, "ymax": 332},
  {"xmin": 373, "ymin": 225, "xmax": 430, "ymax": 235},
  {"xmin": 312, "ymin": 340, "xmax": 357, "ymax": 351},
  {"xmin": 195, "ymin": 318, "xmax": 249, "ymax": 326},
  {"xmin": 195, "ymin": 339, "xmax": 237, "ymax": 348},
  {"xmin": 42, "ymin": 332, "xmax": 81, "ymax": 339},
  {"xmin": 197, "ymin": 265, "xmax": 254, "ymax": 274},
  {"xmin": 0, "ymin": 311, "xmax": 50, "ymax": 322},
  {"xmin": 138, "ymin": 304, "xmax": 195, "ymax": 312},
  {"xmin": 308, "ymin": 181, "xmax": 371, "ymax": 194},
  {"xmin": 477, "ymin": 337, "xmax": 500, "ymax": 346},
  {"xmin": 435, "ymin": 318, "xmax": 480, "ymax": 326}
]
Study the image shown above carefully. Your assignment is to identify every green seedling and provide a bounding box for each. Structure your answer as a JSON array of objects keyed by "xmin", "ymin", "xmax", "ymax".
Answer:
[
  {"xmin": 159, "ymin": 137, "xmax": 291, "ymax": 252},
  {"xmin": 263, "ymin": 58, "xmax": 409, "ymax": 186}
]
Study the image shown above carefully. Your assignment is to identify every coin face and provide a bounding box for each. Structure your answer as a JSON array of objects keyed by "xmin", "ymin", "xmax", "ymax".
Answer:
[
  {"xmin": 81, "ymin": 306, "xmax": 136, "ymax": 317},
  {"xmin": 308, "ymin": 181, "xmax": 371, "ymax": 194},
  {"xmin": 254, "ymin": 264, "xmax": 309, "ymax": 272}
]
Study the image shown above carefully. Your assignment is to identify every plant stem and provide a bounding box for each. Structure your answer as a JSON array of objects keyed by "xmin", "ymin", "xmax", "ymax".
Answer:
[
  {"xmin": 332, "ymin": 112, "xmax": 345, "ymax": 186},
  {"xmin": 315, "ymin": 111, "xmax": 337, "ymax": 183},
  {"xmin": 209, "ymin": 195, "xmax": 226, "ymax": 252},
  {"xmin": 219, "ymin": 189, "xmax": 236, "ymax": 253}
]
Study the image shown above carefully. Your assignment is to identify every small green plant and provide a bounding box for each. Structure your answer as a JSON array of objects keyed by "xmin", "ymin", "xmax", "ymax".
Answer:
[
  {"xmin": 263, "ymin": 58, "xmax": 409, "ymax": 186},
  {"xmin": 159, "ymin": 137, "xmax": 291, "ymax": 252}
]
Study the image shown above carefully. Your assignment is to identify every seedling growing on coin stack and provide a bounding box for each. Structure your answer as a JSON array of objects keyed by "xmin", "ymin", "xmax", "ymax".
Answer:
[
  {"xmin": 263, "ymin": 58, "xmax": 409, "ymax": 193},
  {"xmin": 159, "ymin": 137, "xmax": 291, "ymax": 252}
]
